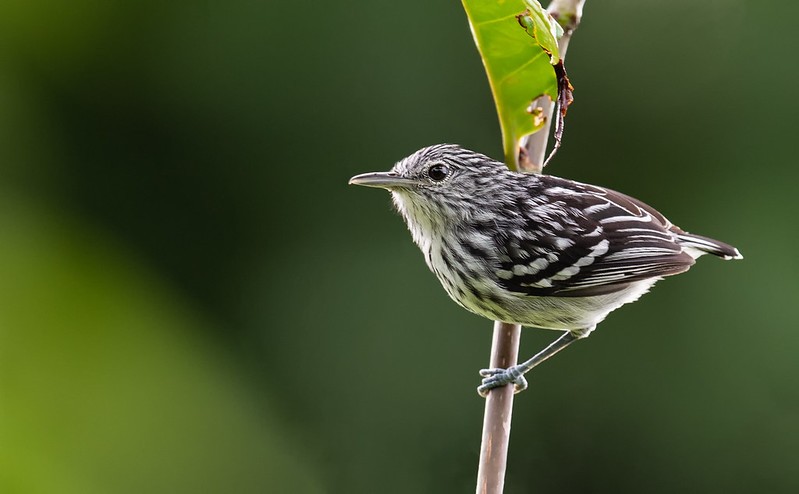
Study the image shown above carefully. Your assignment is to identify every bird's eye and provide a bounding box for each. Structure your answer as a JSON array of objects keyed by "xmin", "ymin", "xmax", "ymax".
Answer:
[{"xmin": 427, "ymin": 164, "xmax": 450, "ymax": 182}]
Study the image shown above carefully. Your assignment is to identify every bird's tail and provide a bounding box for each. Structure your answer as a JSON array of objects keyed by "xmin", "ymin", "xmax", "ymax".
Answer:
[{"xmin": 676, "ymin": 233, "xmax": 743, "ymax": 260}]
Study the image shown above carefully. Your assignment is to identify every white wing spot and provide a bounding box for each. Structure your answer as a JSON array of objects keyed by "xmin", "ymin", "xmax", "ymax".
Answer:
[
  {"xmin": 527, "ymin": 258, "xmax": 549, "ymax": 274},
  {"xmin": 599, "ymin": 213, "xmax": 652, "ymax": 224},
  {"xmin": 551, "ymin": 266, "xmax": 580, "ymax": 281},
  {"xmin": 496, "ymin": 270, "xmax": 513, "ymax": 280},
  {"xmin": 585, "ymin": 202, "xmax": 611, "ymax": 214},
  {"xmin": 545, "ymin": 187, "xmax": 581, "ymax": 196},
  {"xmin": 554, "ymin": 238, "xmax": 574, "ymax": 249},
  {"xmin": 584, "ymin": 225, "xmax": 603, "ymax": 237},
  {"xmin": 523, "ymin": 278, "xmax": 554, "ymax": 288},
  {"xmin": 591, "ymin": 239, "xmax": 610, "ymax": 257},
  {"xmin": 573, "ymin": 254, "xmax": 597, "ymax": 268}
]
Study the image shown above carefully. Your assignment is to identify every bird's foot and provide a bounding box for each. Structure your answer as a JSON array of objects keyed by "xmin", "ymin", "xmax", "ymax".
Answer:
[{"xmin": 477, "ymin": 366, "xmax": 528, "ymax": 398}]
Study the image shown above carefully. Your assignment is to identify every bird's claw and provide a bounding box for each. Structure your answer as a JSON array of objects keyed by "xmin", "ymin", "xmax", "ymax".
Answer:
[{"xmin": 477, "ymin": 366, "xmax": 528, "ymax": 397}]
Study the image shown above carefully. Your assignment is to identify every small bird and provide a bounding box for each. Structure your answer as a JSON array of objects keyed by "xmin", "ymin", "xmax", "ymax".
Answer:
[{"xmin": 349, "ymin": 144, "xmax": 742, "ymax": 396}]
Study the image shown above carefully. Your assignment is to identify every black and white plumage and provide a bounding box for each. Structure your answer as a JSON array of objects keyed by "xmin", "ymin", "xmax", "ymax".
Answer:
[{"xmin": 350, "ymin": 144, "xmax": 742, "ymax": 395}]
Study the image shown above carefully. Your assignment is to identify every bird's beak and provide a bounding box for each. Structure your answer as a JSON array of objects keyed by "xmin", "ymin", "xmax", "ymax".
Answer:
[{"xmin": 348, "ymin": 172, "xmax": 416, "ymax": 189}]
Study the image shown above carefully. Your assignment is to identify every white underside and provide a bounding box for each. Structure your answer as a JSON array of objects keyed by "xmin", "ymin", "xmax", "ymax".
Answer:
[{"xmin": 457, "ymin": 278, "xmax": 661, "ymax": 336}]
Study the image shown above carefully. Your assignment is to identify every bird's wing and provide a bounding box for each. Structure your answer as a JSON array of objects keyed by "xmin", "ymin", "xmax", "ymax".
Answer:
[{"xmin": 492, "ymin": 177, "xmax": 695, "ymax": 297}]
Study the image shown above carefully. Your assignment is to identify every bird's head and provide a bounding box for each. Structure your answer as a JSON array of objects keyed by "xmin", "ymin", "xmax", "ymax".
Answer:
[{"xmin": 349, "ymin": 144, "xmax": 517, "ymax": 228}]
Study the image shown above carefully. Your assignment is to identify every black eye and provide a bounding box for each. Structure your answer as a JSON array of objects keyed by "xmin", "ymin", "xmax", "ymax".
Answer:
[{"xmin": 428, "ymin": 164, "xmax": 450, "ymax": 181}]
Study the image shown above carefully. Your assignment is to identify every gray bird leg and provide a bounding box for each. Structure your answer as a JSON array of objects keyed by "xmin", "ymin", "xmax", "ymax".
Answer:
[{"xmin": 477, "ymin": 330, "xmax": 585, "ymax": 397}]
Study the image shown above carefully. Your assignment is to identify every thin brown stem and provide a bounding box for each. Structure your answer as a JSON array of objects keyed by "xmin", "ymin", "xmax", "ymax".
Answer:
[{"xmin": 476, "ymin": 2, "xmax": 587, "ymax": 493}]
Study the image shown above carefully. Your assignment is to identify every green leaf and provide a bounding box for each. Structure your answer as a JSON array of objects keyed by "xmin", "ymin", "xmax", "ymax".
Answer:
[
  {"xmin": 519, "ymin": 0, "xmax": 564, "ymax": 64},
  {"xmin": 461, "ymin": 0, "xmax": 562, "ymax": 169}
]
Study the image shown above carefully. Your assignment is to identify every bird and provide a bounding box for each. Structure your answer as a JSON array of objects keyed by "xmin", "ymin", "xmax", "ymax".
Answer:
[{"xmin": 349, "ymin": 144, "xmax": 742, "ymax": 396}]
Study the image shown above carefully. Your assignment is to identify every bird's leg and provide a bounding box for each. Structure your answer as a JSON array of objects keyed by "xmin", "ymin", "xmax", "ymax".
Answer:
[{"xmin": 477, "ymin": 330, "xmax": 586, "ymax": 397}]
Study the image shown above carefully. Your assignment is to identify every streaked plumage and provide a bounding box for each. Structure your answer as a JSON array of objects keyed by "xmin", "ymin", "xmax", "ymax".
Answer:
[{"xmin": 350, "ymin": 144, "xmax": 742, "ymax": 394}]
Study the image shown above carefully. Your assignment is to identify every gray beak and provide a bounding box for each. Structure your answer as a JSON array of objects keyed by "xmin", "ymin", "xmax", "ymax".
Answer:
[{"xmin": 348, "ymin": 172, "xmax": 417, "ymax": 189}]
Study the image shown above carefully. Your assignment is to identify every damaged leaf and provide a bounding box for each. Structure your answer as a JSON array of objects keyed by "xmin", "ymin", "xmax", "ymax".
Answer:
[
  {"xmin": 517, "ymin": 0, "xmax": 563, "ymax": 64},
  {"xmin": 527, "ymin": 103, "xmax": 546, "ymax": 127},
  {"xmin": 461, "ymin": 0, "xmax": 562, "ymax": 169}
]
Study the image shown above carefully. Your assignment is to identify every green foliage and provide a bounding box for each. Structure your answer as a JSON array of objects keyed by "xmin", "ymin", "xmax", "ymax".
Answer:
[
  {"xmin": 461, "ymin": 0, "xmax": 562, "ymax": 168},
  {"xmin": 0, "ymin": 199, "xmax": 322, "ymax": 494}
]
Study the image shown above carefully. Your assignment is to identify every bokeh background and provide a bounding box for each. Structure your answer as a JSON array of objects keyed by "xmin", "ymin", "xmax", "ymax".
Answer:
[{"xmin": 1, "ymin": 0, "xmax": 797, "ymax": 492}]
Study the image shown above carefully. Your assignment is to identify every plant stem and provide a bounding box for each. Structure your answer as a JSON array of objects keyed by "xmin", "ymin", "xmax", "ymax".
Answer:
[
  {"xmin": 476, "ymin": 2, "xmax": 586, "ymax": 493},
  {"xmin": 476, "ymin": 322, "xmax": 522, "ymax": 494},
  {"xmin": 523, "ymin": 0, "xmax": 586, "ymax": 174}
]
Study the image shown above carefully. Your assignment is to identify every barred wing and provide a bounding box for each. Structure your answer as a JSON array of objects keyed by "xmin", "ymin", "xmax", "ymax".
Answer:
[{"xmin": 492, "ymin": 177, "xmax": 695, "ymax": 297}]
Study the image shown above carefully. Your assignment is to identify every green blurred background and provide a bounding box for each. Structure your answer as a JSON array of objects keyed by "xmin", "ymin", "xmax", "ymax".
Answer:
[{"xmin": 1, "ymin": 0, "xmax": 797, "ymax": 492}]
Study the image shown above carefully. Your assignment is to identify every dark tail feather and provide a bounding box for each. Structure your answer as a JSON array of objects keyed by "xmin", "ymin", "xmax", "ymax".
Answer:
[{"xmin": 676, "ymin": 233, "xmax": 743, "ymax": 260}]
